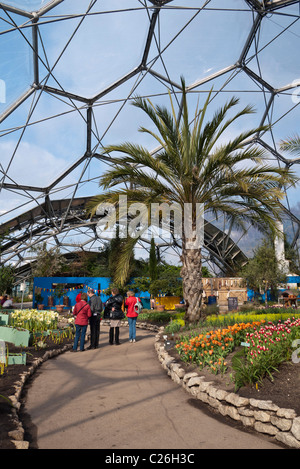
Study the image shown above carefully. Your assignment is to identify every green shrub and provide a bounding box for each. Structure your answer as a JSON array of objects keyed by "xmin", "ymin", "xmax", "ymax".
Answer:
[
  {"xmin": 138, "ymin": 310, "xmax": 174, "ymax": 323},
  {"xmin": 165, "ymin": 318, "xmax": 185, "ymax": 334}
]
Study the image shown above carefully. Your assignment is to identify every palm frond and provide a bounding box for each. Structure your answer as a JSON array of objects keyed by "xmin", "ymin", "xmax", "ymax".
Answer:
[{"xmin": 279, "ymin": 135, "xmax": 300, "ymax": 155}]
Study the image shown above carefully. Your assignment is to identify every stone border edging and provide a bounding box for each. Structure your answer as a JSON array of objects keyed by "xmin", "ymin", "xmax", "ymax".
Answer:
[{"xmin": 154, "ymin": 328, "xmax": 300, "ymax": 450}]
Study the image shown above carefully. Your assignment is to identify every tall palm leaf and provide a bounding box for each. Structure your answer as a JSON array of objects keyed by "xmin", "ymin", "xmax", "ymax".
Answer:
[{"xmin": 88, "ymin": 78, "xmax": 297, "ymax": 322}]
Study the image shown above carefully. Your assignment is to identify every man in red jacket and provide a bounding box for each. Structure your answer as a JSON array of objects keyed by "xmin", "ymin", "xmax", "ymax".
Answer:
[{"xmin": 71, "ymin": 292, "xmax": 92, "ymax": 352}]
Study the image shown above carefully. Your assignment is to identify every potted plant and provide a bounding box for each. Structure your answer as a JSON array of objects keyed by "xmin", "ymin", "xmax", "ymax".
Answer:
[
  {"xmin": 35, "ymin": 292, "xmax": 44, "ymax": 310},
  {"xmin": 53, "ymin": 284, "xmax": 66, "ymax": 313}
]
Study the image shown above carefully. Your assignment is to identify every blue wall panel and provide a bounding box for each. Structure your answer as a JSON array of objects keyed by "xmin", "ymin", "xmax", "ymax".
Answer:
[
  {"xmin": 33, "ymin": 276, "xmax": 111, "ymax": 307},
  {"xmin": 33, "ymin": 277, "xmax": 151, "ymax": 308}
]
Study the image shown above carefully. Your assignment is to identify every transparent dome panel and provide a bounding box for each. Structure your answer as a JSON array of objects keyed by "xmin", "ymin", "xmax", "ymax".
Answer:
[
  {"xmin": 37, "ymin": 2, "xmax": 149, "ymax": 98},
  {"xmin": 185, "ymin": 67, "xmax": 273, "ymax": 137},
  {"xmin": 245, "ymin": 6, "xmax": 300, "ymax": 89},
  {"xmin": 0, "ymin": 98, "xmax": 87, "ymax": 191},
  {"xmin": 147, "ymin": 0, "xmax": 252, "ymax": 84},
  {"xmin": 0, "ymin": 190, "xmax": 38, "ymax": 225},
  {"xmin": 93, "ymin": 73, "xmax": 178, "ymax": 149},
  {"xmin": 0, "ymin": 14, "xmax": 33, "ymax": 115},
  {"xmin": 264, "ymin": 92, "xmax": 300, "ymax": 151}
]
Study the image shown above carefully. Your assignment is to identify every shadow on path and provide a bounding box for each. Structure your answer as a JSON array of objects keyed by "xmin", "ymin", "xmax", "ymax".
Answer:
[{"xmin": 21, "ymin": 326, "xmax": 282, "ymax": 450}]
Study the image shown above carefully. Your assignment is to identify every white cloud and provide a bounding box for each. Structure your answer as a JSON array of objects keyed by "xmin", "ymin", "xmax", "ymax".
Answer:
[{"xmin": 0, "ymin": 140, "xmax": 69, "ymax": 187}]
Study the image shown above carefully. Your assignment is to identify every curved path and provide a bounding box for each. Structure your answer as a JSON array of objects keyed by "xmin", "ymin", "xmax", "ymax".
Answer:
[{"xmin": 22, "ymin": 325, "xmax": 281, "ymax": 450}]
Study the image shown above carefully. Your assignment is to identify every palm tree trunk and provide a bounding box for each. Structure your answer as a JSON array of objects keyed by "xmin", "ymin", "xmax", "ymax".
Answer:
[{"xmin": 181, "ymin": 241, "xmax": 203, "ymax": 323}]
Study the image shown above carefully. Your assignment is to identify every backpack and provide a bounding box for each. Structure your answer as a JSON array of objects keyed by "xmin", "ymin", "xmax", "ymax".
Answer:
[{"xmin": 134, "ymin": 297, "xmax": 143, "ymax": 314}]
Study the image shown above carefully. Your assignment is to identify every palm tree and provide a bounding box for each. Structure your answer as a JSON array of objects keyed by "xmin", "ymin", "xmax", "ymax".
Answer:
[{"xmin": 88, "ymin": 78, "xmax": 297, "ymax": 323}]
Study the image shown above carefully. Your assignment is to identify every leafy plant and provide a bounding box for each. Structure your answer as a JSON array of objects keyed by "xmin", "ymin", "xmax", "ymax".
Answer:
[
  {"xmin": 138, "ymin": 310, "xmax": 174, "ymax": 323},
  {"xmin": 165, "ymin": 319, "xmax": 185, "ymax": 334},
  {"xmin": 53, "ymin": 284, "xmax": 66, "ymax": 305},
  {"xmin": 9, "ymin": 309, "xmax": 59, "ymax": 332},
  {"xmin": 240, "ymin": 238, "xmax": 287, "ymax": 305},
  {"xmin": 0, "ymin": 264, "xmax": 15, "ymax": 296},
  {"xmin": 30, "ymin": 242, "xmax": 66, "ymax": 277},
  {"xmin": 35, "ymin": 292, "xmax": 44, "ymax": 304}
]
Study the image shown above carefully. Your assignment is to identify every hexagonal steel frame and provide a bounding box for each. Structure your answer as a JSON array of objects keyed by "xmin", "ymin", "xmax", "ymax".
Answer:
[{"xmin": 0, "ymin": 0, "xmax": 299, "ymax": 280}]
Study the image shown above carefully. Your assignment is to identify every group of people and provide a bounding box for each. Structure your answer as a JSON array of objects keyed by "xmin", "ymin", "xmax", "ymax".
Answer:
[
  {"xmin": 71, "ymin": 288, "xmax": 142, "ymax": 352},
  {"xmin": 0, "ymin": 295, "xmax": 13, "ymax": 309}
]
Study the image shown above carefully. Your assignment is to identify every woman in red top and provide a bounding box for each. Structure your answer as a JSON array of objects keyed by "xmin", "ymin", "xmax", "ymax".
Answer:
[
  {"xmin": 125, "ymin": 290, "xmax": 142, "ymax": 343},
  {"xmin": 72, "ymin": 292, "xmax": 92, "ymax": 351}
]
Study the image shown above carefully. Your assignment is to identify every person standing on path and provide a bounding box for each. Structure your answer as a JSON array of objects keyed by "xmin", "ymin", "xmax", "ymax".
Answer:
[
  {"xmin": 103, "ymin": 287, "xmax": 124, "ymax": 345},
  {"xmin": 87, "ymin": 290, "xmax": 103, "ymax": 349},
  {"xmin": 72, "ymin": 292, "xmax": 92, "ymax": 352},
  {"xmin": 125, "ymin": 290, "xmax": 142, "ymax": 343}
]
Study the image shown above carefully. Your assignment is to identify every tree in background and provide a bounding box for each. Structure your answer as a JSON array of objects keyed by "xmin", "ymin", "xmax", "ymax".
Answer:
[
  {"xmin": 30, "ymin": 242, "xmax": 66, "ymax": 277},
  {"xmin": 0, "ymin": 264, "xmax": 15, "ymax": 295},
  {"xmin": 0, "ymin": 231, "xmax": 15, "ymax": 295},
  {"xmin": 241, "ymin": 239, "xmax": 287, "ymax": 305},
  {"xmin": 284, "ymin": 240, "xmax": 300, "ymax": 275}
]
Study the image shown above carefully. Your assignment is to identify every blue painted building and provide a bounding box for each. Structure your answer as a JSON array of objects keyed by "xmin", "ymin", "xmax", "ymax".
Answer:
[
  {"xmin": 33, "ymin": 277, "xmax": 151, "ymax": 308},
  {"xmin": 33, "ymin": 276, "xmax": 111, "ymax": 307}
]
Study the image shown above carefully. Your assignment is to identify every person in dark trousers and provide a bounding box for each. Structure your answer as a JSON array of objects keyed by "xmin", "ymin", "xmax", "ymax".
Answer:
[
  {"xmin": 87, "ymin": 289, "xmax": 103, "ymax": 349},
  {"xmin": 103, "ymin": 287, "xmax": 124, "ymax": 345}
]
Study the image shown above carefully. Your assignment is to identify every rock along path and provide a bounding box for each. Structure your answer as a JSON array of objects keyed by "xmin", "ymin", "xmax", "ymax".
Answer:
[{"xmin": 22, "ymin": 325, "xmax": 282, "ymax": 450}]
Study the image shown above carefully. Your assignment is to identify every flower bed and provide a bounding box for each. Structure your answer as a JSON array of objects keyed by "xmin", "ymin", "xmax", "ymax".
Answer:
[
  {"xmin": 9, "ymin": 309, "xmax": 59, "ymax": 333},
  {"xmin": 175, "ymin": 321, "xmax": 264, "ymax": 375},
  {"xmin": 0, "ymin": 309, "xmax": 74, "ymax": 349},
  {"xmin": 206, "ymin": 309, "xmax": 300, "ymax": 328},
  {"xmin": 234, "ymin": 317, "xmax": 300, "ymax": 388},
  {"xmin": 155, "ymin": 332, "xmax": 300, "ymax": 449},
  {"xmin": 175, "ymin": 316, "xmax": 300, "ymax": 389}
]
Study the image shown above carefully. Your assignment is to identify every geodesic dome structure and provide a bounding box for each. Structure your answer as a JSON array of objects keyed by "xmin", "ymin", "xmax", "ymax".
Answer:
[{"xmin": 0, "ymin": 0, "xmax": 300, "ymax": 282}]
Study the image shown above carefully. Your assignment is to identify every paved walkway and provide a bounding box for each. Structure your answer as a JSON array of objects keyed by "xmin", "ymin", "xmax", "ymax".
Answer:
[{"xmin": 22, "ymin": 325, "xmax": 282, "ymax": 450}]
